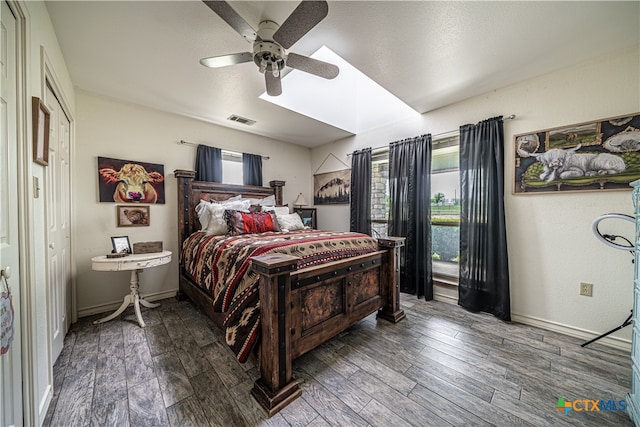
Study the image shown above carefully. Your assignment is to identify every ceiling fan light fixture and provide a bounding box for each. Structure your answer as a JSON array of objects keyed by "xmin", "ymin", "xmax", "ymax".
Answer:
[{"xmin": 201, "ymin": 1, "xmax": 337, "ymax": 95}]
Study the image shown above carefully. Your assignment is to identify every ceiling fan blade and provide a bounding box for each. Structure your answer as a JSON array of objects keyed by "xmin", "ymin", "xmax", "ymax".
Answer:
[
  {"xmin": 273, "ymin": 1, "xmax": 328, "ymax": 49},
  {"xmin": 265, "ymin": 72, "xmax": 282, "ymax": 96},
  {"xmin": 286, "ymin": 52, "xmax": 339, "ymax": 79},
  {"xmin": 202, "ymin": 1, "xmax": 257, "ymax": 42},
  {"xmin": 200, "ymin": 52, "xmax": 253, "ymax": 68}
]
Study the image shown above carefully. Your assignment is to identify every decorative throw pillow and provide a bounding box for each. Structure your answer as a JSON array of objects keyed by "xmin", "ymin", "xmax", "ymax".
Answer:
[
  {"xmin": 224, "ymin": 210, "xmax": 279, "ymax": 235},
  {"xmin": 203, "ymin": 204, "xmax": 228, "ymax": 235},
  {"xmin": 203, "ymin": 199, "xmax": 252, "ymax": 235},
  {"xmin": 276, "ymin": 212, "xmax": 305, "ymax": 231}
]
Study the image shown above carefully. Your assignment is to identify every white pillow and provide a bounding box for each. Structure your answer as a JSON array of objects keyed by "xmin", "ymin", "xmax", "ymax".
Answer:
[
  {"xmin": 195, "ymin": 199, "xmax": 211, "ymax": 230},
  {"xmin": 219, "ymin": 195, "xmax": 242, "ymax": 204},
  {"xmin": 196, "ymin": 197, "xmax": 251, "ymax": 232},
  {"xmin": 262, "ymin": 205, "xmax": 290, "ymax": 216},
  {"xmin": 277, "ymin": 213, "xmax": 305, "ymax": 231},
  {"xmin": 205, "ymin": 199, "xmax": 251, "ymax": 235},
  {"xmin": 244, "ymin": 194, "xmax": 276, "ymax": 206}
]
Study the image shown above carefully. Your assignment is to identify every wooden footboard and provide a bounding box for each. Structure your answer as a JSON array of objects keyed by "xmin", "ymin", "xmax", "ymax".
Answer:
[{"xmin": 250, "ymin": 237, "xmax": 405, "ymax": 416}]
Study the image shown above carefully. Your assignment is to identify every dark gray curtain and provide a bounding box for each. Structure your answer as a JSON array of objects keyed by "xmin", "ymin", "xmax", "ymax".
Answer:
[
  {"xmin": 195, "ymin": 145, "xmax": 222, "ymax": 182},
  {"xmin": 388, "ymin": 135, "xmax": 433, "ymax": 299},
  {"xmin": 459, "ymin": 116, "xmax": 511, "ymax": 321},
  {"xmin": 242, "ymin": 153, "xmax": 263, "ymax": 186},
  {"xmin": 350, "ymin": 148, "xmax": 372, "ymax": 234}
]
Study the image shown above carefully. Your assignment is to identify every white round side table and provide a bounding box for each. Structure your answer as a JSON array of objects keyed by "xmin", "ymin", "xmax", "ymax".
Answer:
[{"xmin": 91, "ymin": 250, "xmax": 171, "ymax": 327}]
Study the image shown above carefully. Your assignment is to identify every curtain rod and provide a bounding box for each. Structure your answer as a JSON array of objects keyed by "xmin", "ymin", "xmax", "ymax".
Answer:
[
  {"xmin": 178, "ymin": 140, "xmax": 270, "ymax": 160},
  {"xmin": 347, "ymin": 114, "xmax": 516, "ymax": 156}
]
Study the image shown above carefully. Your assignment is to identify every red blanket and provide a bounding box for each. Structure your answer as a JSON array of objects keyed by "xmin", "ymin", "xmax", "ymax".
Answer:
[{"xmin": 181, "ymin": 230, "xmax": 378, "ymax": 361}]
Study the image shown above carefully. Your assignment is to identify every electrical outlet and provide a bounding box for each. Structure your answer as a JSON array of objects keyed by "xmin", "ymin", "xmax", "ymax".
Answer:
[{"xmin": 580, "ymin": 282, "xmax": 593, "ymax": 297}]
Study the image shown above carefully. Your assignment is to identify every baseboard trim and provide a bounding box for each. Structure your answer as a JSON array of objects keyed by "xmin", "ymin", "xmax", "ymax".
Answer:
[
  {"xmin": 77, "ymin": 288, "xmax": 178, "ymax": 319},
  {"xmin": 433, "ymin": 292, "xmax": 458, "ymax": 305},
  {"xmin": 423, "ymin": 292, "xmax": 631, "ymax": 352},
  {"xmin": 511, "ymin": 312, "xmax": 631, "ymax": 352}
]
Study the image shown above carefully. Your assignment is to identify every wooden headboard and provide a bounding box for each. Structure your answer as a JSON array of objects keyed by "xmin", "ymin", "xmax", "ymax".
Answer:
[{"xmin": 174, "ymin": 169, "xmax": 285, "ymax": 247}]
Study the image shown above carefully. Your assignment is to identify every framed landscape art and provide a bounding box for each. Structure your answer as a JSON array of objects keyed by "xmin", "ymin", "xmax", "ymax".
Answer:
[{"xmin": 313, "ymin": 169, "xmax": 350, "ymax": 205}]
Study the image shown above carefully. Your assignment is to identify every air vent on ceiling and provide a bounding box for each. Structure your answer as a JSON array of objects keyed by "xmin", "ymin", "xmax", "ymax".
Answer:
[{"xmin": 227, "ymin": 114, "xmax": 256, "ymax": 126}]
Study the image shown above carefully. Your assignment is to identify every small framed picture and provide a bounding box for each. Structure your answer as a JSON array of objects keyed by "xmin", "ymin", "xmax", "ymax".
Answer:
[
  {"xmin": 117, "ymin": 205, "xmax": 150, "ymax": 227},
  {"xmin": 111, "ymin": 236, "xmax": 132, "ymax": 254},
  {"xmin": 32, "ymin": 97, "xmax": 51, "ymax": 166},
  {"xmin": 294, "ymin": 208, "xmax": 317, "ymax": 229}
]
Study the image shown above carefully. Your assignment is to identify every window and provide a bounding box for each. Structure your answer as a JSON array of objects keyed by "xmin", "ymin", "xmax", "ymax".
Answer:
[
  {"xmin": 370, "ymin": 135, "xmax": 460, "ymax": 281},
  {"xmin": 371, "ymin": 151, "xmax": 390, "ymax": 239},
  {"xmin": 430, "ymin": 136, "xmax": 460, "ymax": 280},
  {"xmin": 222, "ymin": 150, "xmax": 243, "ymax": 185}
]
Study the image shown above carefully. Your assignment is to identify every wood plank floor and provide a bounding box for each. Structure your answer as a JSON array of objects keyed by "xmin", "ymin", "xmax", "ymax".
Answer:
[{"xmin": 43, "ymin": 295, "xmax": 633, "ymax": 426}]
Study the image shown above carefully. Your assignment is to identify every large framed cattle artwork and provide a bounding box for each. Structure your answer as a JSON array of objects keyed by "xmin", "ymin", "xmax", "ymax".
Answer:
[
  {"xmin": 514, "ymin": 112, "xmax": 640, "ymax": 194},
  {"xmin": 98, "ymin": 157, "xmax": 165, "ymax": 203}
]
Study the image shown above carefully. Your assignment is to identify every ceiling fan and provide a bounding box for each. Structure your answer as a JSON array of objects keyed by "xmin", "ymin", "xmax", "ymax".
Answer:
[{"xmin": 200, "ymin": 0, "xmax": 339, "ymax": 96}]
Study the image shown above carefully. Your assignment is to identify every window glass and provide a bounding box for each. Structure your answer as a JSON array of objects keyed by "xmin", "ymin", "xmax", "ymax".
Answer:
[
  {"xmin": 431, "ymin": 138, "xmax": 460, "ymax": 279},
  {"xmin": 371, "ymin": 152, "xmax": 390, "ymax": 238},
  {"xmin": 222, "ymin": 150, "xmax": 243, "ymax": 185}
]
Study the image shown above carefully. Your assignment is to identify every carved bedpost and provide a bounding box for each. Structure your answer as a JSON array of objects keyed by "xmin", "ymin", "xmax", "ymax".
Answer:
[
  {"xmin": 174, "ymin": 169, "xmax": 196, "ymax": 245},
  {"xmin": 174, "ymin": 170, "xmax": 196, "ymax": 301},
  {"xmin": 377, "ymin": 237, "xmax": 406, "ymax": 323},
  {"xmin": 250, "ymin": 253, "xmax": 301, "ymax": 416},
  {"xmin": 269, "ymin": 180, "xmax": 286, "ymax": 206}
]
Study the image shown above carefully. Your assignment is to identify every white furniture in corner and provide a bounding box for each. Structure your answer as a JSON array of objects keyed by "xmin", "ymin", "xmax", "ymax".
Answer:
[
  {"xmin": 629, "ymin": 180, "xmax": 640, "ymax": 425},
  {"xmin": 91, "ymin": 250, "xmax": 171, "ymax": 327}
]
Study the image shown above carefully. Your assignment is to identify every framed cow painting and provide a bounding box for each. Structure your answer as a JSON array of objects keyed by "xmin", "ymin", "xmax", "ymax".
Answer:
[{"xmin": 98, "ymin": 157, "xmax": 165, "ymax": 203}]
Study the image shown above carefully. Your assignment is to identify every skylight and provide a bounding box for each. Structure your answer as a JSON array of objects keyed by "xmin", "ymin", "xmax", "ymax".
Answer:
[{"xmin": 260, "ymin": 46, "xmax": 420, "ymax": 134}]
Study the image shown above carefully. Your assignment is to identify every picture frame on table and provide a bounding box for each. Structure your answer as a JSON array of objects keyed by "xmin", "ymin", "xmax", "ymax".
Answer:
[
  {"xmin": 32, "ymin": 97, "xmax": 51, "ymax": 166},
  {"xmin": 111, "ymin": 236, "xmax": 132, "ymax": 254},
  {"xmin": 294, "ymin": 208, "xmax": 317, "ymax": 229}
]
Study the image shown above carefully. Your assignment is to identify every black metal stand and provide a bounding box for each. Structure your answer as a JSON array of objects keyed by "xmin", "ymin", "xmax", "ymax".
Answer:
[{"xmin": 581, "ymin": 309, "xmax": 633, "ymax": 347}]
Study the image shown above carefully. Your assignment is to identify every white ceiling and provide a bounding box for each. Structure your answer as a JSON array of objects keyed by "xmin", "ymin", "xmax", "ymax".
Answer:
[{"xmin": 46, "ymin": 1, "xmax": 640, "ymax": 148}]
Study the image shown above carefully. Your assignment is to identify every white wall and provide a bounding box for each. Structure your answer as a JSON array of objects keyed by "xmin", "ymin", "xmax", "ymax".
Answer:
[
  {"xmin": 311, "ymin": 45, "xmax": 640, "ymax": 348},
  {"xmin": 74, "ymin": 91, "xmax": 312, "ymax": 314}
]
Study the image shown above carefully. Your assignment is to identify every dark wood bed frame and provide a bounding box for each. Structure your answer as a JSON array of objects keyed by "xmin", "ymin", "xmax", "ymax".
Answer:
[{"xmin": 174, "ymin": 170, "xmax": 405, "ymax": 416}]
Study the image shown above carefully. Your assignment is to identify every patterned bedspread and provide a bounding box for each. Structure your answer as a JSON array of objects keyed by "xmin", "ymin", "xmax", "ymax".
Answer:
[{"xmin": 181, "ymin": 230, "xmax": 379, "ymax": 362}]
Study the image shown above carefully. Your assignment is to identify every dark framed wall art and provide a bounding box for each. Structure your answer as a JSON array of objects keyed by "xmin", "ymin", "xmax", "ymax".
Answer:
[
  {"xmin": 313, "ymin": 169, "xmax": 350, "ymax": 205},
  {"xmin": 32, "ymin": 97, "xmax": 50, "ymax": 166},
  {"xmin": 117, "ymin": 205, "xmax": 150, "ymax": 227},
  {"xmin": 514, "ymin": 112, "xmax": 640, "ymax": 194}
]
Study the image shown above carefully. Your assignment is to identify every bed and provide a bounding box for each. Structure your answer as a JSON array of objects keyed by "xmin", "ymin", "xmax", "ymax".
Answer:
[{"xmin": 174, "ymin": 170, "xmax": 405, "ymax": 415}]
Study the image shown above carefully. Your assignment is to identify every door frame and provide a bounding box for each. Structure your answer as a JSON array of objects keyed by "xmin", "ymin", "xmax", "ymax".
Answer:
[
  {"xmin": 41, "ymin": 46, "xmax": 77, "ymax": 326},
  {"xmin": 6, "ymin": 0, "xmax": 36, "ymax": 425}
]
